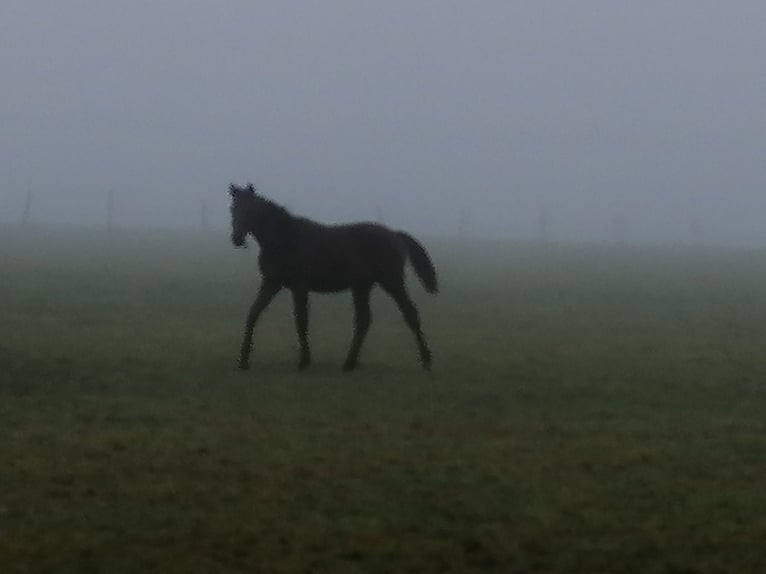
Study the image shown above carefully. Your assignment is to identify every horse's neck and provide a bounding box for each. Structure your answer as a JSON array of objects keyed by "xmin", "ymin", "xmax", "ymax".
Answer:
[
  {"xmin": 251, "ymin": 230, "xmax": 281, "ymax": 251},
  {"xmin": 251, "ymin": 213, "xmax": 297, "ymax": 252}
]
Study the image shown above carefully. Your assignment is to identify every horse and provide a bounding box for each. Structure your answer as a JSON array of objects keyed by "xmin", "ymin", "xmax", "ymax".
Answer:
[{"xmin": 228, "ymin": 183, "xmax": 438, "ymax": 371}]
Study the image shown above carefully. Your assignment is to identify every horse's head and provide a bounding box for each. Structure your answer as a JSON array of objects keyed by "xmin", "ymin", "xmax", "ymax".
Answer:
[{"xmin": 228, "ymin": 182, "xmax": 257, "ymax": 247}]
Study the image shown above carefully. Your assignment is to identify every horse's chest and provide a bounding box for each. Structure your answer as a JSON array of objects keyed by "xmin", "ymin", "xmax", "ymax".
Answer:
[{"xmin": 258, "ymin": 251, "xmax": 289, "ymax": 277}]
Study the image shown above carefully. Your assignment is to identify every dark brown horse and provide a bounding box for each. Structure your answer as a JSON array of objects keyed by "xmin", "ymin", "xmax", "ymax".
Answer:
[{"xmin": 229, "ymin": 183, "xmax": 438, "ymax": 371}]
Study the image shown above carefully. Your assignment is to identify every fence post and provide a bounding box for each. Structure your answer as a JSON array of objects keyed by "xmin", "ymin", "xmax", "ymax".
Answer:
[
  {"xmin": 22, "ymin": 190, "xmax": 33, "ymax": 225},
  {"xmin": 200, "ymin": 200, "xmax": 209, "ymax": 233},
  {"xmin": 538, "ymin": 208, "xmax": 552, "ymax": 242},
  {"xmin": 106, "ymin": 189, "xmax": 115, "ymax": 231},
  {"xmin": 458, "ymin": 208, "xmax": 469, "ymax": 238},
  {"xmin": 613, "ymin": 213, "xmax": 629, "ymax": 244},
  {"xmin": 689, "ymin": 217, "xmax": 704, "ymax": 245}
]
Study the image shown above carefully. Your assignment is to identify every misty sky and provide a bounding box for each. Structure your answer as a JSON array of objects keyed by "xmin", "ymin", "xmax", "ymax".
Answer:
[{"xmin": 1, "ymin": 1, "xmax": 765, "ymax": 245}]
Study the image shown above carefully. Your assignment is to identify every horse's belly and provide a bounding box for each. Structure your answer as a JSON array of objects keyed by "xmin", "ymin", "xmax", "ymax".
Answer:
[
  {"xmin": 304, "ymin": 261, "xmax": 365, "ymax": 293},
  {"xmin": 305, "ymin": 273, "xmax": 351, "ymax": 293}
]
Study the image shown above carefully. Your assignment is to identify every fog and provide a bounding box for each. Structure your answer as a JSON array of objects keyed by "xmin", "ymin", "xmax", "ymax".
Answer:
[{"xmin": 1, "ymin": 1, "xmax": 765, "ymax": 246}]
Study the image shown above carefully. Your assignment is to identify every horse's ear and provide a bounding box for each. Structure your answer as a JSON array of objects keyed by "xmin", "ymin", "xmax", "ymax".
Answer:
[
  {"xmin": 229, "ymin": 183, "xmax": 238, "ymax": 197},
  {"xmin": 246, "ymin": 183, "xmax": 256, "ymax": 195}
]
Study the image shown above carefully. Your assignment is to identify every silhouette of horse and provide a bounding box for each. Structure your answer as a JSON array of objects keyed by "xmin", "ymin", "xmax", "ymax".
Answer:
[{"xmin": 229, "ymin": 183, "xmax": 438, "ymax": 371}]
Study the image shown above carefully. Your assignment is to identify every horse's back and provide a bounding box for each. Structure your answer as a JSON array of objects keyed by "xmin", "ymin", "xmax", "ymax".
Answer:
[{"xmin": 290, "ymin": 221, "xmax": 403, "ymax": 292}]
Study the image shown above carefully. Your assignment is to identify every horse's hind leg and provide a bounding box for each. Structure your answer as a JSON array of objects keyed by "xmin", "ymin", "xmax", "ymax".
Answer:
[
  {"xmin": 381, "ymin": 280, "xmax": 432, "ymax": 370},
  {"xmin": 291, "ymin": 289, "xmax": 311, "ymax": 370},
  {"xmin": 239, "ymin": 281, "xmax": 281, "ymax": 370},
  {"xmin": 343, "ymin": 284, "xmax": 372, "ymax": 371}
]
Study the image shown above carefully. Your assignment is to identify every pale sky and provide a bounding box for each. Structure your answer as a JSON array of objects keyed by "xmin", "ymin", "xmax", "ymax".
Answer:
[{"xmin": 1, "ymin": 1, "xmax": 765, "ymax": 244}]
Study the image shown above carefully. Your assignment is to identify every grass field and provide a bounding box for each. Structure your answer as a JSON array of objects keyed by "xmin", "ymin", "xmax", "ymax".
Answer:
[{"xmin": 2, "ymin": 227, "xmax": 766, "ymax": 573}]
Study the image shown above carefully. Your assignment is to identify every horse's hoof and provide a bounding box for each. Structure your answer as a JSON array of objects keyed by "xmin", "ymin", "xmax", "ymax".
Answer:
[
  {"xmin": 342, "ymin": 361, "xmax": 357, "ymax": 372},
  {"xmin": 421, "ymin": 351, "xmax": 432, "ymax": 370},
  {"xmin": 238, "ymin": 360, "xmax": 250, "ymax": 371}
]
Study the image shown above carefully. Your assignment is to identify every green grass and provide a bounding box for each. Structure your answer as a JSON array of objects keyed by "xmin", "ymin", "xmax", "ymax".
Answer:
[{"xmin": 2, "ymin": 227, "xmax": 766, "ymax": 573}]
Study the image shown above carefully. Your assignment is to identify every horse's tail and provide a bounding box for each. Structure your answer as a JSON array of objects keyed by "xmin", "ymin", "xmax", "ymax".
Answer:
[{"xmin": 397, "ymin": 232, "xmax": 438, "ymax": 294}]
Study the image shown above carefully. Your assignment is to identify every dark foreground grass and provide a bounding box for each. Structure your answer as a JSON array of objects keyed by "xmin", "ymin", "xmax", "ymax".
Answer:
[{"xmin": 1, "ymin": 227, "xmax": 766, "ymax": 573}]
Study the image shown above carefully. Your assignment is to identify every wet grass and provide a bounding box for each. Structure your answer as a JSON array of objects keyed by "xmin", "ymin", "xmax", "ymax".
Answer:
[{"xmin": 2, "ymin": 227, "xmax": 766, "ymax": 573}]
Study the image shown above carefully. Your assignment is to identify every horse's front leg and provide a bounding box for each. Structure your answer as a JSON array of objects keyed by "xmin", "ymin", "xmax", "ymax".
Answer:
[
  {"xmin": 291, "ymin": 288, "xmax": 311, "ymax": 370},
  {"xmin": 239, "ymin": 281, "xmax": 281, "ymax": 370}
]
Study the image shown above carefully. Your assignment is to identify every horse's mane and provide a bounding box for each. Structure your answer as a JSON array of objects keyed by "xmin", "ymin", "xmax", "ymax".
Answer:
[
  {"xmin": 247, "ymin": 193, "xmax": 297, "ymax": 250},
  {"xmin": 255, "ymin": 194, "xmax": 293, "ymax": 226}
]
